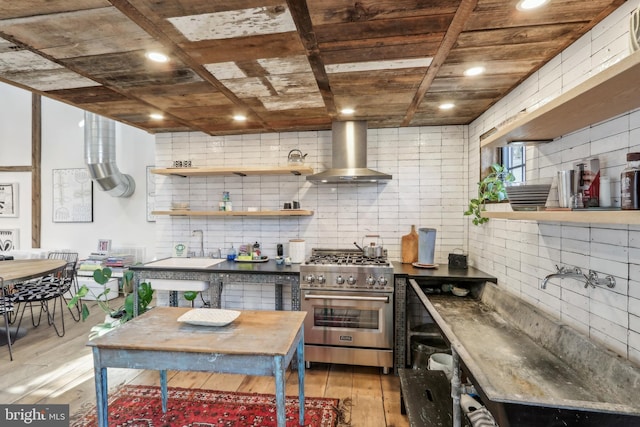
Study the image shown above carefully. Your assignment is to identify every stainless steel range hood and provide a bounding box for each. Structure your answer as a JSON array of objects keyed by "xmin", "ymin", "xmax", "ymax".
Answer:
[{"xmin": 307, "ymin": 121, "xmax": 392, "ymax": 183}]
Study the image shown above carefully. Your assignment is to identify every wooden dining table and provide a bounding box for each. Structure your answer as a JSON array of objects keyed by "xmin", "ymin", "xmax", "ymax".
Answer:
[
  {"xmin": 0, "ymin": 259, "xmax": 67, "ymax": 352},
  {"xmin": 0, "ymin": 259, "xmax": 67, "ymax": 287}
]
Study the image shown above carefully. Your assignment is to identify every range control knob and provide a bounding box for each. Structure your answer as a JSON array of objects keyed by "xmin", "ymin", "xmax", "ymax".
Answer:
[
  {"xmin": 378, "ymin": 276, "xmax": 388, "ymax": 287},
  {"xmin": 317, "ymin": 274, "xmax": 326, "ymax": 284},
  {"xmin": 366, "ymin": 276, "xmax": 376, "ymax": 287},
  {"xmin": 304, "ymin": 274, "xmax": 315, "ymax": 284},
  {"xmin": 347, "ymin": 276, "xmax": 357, "ymax": 286},
  {"xmin": 336, "ymin": 275, "xmax": 345, "ymax": 285}
]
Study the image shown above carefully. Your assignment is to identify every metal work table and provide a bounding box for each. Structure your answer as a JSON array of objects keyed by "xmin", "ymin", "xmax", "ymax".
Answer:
[
  {"xmin": 412, "ymin": 280, "xmax": 640, "ymax": 426},
  {"xmin": 88, "ymin": 307, "xmax": 306, "ymax": 427},
  {"xmin": 392, "ymin": 262, "xmax": 497, "ymax": 370},
  {"xmin": 130, "ymin": 259, "xmax": 301, "ymax": 311}
]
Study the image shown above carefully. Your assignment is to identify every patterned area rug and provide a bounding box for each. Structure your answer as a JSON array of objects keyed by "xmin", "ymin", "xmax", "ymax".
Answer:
[{"xmin": 71, "ymin": 384, "xmax": 341, "ymax": 426}]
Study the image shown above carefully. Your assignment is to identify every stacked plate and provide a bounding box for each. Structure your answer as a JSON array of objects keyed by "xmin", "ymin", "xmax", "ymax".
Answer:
[{"xmin": 505, "ymin": 181, "xmax": 552, "ymax": 211}]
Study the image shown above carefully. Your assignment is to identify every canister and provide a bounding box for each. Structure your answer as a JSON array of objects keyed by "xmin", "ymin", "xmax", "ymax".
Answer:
[
  {"xmin": 418, "ymin": 228, "xmax": 436, "ymax": 265},
  {"xmin": 289, "ymin": 239, "xmax": 305, "ymax": 263}
]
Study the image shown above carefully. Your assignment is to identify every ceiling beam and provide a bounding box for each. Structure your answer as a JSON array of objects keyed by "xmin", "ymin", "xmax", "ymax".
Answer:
[
  {"xmin": 286, "ymin": 0, "xmax": 337, "ymax": 118},
  {"xmin": 31, "ymin": 94, "xmax": 41, "ymax": 249},
  {"xmin": 108, "ymin": 0, "xmax": 275, "ymax": 134},
  {"xmin": 402, "ymin": 0, "xmax": 478, "ymax": 126}
]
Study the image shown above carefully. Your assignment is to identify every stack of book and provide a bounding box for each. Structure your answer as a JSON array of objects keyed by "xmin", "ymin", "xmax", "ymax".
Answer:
[
  {"xmin": 104, "ymin": 253, "xmax": 135, "ymax": 268},
  {"xmin": 78, "ymin": 252, "xmax": 108, "ymax": 272}
]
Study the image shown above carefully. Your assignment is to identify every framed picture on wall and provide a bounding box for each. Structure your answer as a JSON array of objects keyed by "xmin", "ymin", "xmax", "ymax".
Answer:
[
  {"xmin": 0, "ymin": 229, "xmax": 19, "ymax": 251},
  {"xmin": 52, "ymin": 168, "xmax": 93, "ymax": 222},
  {"xmin": 97, "ymin": 239, "xmax": 111, "ymax": 253},
  {"xmin": 146, "ymin": 165, "xmax": 156, "ymax": 222},
  {"xmin": 0, "ymin": 183, "xmax": 18, "ymax": 217}
]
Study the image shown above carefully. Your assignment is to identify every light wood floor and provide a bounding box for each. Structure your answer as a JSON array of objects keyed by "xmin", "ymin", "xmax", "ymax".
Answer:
[{"xmin": 0, "ymin": 298, "xmax": 409, "ymax": 427}]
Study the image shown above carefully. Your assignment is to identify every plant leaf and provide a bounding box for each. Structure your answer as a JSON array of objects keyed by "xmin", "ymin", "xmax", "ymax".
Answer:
[{"xmin": 184, "ymin": 291, "xmax": 198, "ymax": 301}]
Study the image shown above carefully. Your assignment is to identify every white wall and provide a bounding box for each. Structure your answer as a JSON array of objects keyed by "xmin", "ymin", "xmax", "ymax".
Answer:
[
  {"xmin": 468, "ymin": 2, "xmax": 640, "ymax": 363},
  {"xmin": 153, "ymin": 126, "xmax": 467, "ymax": 263},
  {"xmin": 0, "ymin": 85, "xmax": 156, "ymax": 260},
  {"xmin": 0, "ymin": 85, "xmax": 33, "ymax": 248}
]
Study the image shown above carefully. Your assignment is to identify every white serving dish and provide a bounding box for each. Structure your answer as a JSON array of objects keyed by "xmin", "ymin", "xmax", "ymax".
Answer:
[
  {"xmin": 452, "ymin": 286, "xmax": 470, "ymax": 297},
  {"xmin": 177, "ymin": 308, "xmax": 240, "ymax": 327}
]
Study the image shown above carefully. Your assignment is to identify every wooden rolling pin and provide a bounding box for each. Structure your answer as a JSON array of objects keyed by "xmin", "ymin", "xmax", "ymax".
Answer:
[{"xmin": 401, "ymin": 225, "xmax": 418, "ymax": 264}]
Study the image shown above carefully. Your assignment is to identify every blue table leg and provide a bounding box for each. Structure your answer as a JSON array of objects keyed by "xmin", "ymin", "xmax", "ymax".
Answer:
[
  {"xmin": 160, "ymin": 369, "xmax": 168, "ymax": 413},
  {"xmin": 274, "ymin": 355, "xmax": 286, "ymax": 427},
  {"xmin": 92, "ymin": 348, "xmax": 108, "ymax": 427},
  {"xmin": 297, "ymin": 326, "xmax": 305, "ymax": 426}
]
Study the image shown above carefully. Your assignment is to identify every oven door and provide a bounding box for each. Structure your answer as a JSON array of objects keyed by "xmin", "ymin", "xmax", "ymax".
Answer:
[{"xmin": 301, "ymin": 289, "xmax": 393, "ymax": 349}]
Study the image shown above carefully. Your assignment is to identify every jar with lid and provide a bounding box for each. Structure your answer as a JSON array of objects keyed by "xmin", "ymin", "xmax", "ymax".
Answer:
[{"xmin": 621, "ymin": 153, "xmax": 640, "ymax": 210}]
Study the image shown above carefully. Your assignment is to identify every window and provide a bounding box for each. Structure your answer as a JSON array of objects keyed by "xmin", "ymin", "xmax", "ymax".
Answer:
[{"xmin": 501, "ymin": 145, "xmax": 525, "ymax": 182}]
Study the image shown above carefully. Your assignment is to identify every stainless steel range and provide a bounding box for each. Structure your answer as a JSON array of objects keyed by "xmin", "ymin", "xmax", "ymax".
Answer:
[{"xmin": 300, "ymin": 248, "xmax": 394, "ymax": 374}]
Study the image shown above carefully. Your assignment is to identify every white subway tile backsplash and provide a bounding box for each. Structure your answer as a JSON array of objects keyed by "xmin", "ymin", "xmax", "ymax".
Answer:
[{"xmin": 466, "ymin": 2, "xmax": 637, "ymax": 361}]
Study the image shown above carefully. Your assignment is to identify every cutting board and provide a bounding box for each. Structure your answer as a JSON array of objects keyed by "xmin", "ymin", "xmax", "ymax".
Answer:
[{"xmin": 401, "ymin": 225, "xmax": 419, "ymax": 264}]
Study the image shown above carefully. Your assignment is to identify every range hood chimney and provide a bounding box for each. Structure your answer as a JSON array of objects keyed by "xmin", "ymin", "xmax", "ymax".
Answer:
[
  {"xmin": 84, "ymin": 112, "xmax": 135, "ymax": 197},
  {"xmin": 306, "ymin": 121, "xmax": 392, "ymax": 183}
]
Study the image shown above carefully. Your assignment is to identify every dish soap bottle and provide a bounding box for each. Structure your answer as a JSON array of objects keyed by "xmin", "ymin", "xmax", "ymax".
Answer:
[{"xmin": 226, "ymin": 245, "xmax": 236, "ymax": 261}]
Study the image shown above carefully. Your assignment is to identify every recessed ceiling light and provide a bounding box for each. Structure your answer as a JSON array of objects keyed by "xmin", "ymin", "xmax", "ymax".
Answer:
[
  {"xmin": 78, "ymin": 119, "xmax": 84, "ymax": 128},
  {"xmin": 149, "ymin": 113, "xmax": 164, "ymax": 120},
  {"xmin": 517, "ymin": 0, "xmax": 549, "ymax": 11},
  {"xmin": 233, "ymin": 115, "xmax": 247, "ymax": 122},
  {"xmin": 340, "ymin": 108, "xmax": 355, "ymax": 115},
  {"xmin": 439, "ymin": 103, "xmax": 455, "ymax": 110},
  {"xmin": 145, "ymin": 51, "xmax": 169, "ymax": 63},
  {"xmin": 464, "ymin": 66, "xmax": 485, "ymax": 76}
]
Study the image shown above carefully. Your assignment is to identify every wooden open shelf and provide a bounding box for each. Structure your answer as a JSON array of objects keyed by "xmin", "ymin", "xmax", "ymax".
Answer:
[
  {"xmin": 482, "ymin": 209, "xmax": 640, "ymax": 225},
  {"xmin": 151, "ymin": 165, "xmax": 314, "ymax": 177},
  {"xmin": 152, "ymin": 209, "xmax": 314, "ymax": 217},
  {"xmin": 480, "ymin": 51, "xmax": 640, "ymax": 148}
]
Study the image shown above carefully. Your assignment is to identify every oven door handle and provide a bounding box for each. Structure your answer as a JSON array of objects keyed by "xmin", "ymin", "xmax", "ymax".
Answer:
[{"xmin": 303, "ymin": 294, "xmax": 389, "ymax": 303}]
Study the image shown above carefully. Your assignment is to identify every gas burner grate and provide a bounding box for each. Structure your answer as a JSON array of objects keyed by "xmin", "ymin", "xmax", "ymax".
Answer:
[{"xmin": 306, "ymin": 250, "xmax": 390, "ymax": 266}]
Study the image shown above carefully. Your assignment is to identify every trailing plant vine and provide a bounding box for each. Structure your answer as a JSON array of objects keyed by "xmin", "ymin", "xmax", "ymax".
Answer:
[{"xmin": 464, "ymin": 163, "xmax": 515, "ymax": 225}]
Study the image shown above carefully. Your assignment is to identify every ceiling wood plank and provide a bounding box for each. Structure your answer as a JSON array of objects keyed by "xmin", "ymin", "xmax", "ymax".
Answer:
[{"xmin": 402, "ymin": 0, "xmax": 478, "ymax": 126}]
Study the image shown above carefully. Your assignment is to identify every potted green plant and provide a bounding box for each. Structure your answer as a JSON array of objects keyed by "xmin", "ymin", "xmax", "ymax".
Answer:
[
  {"xmin": 67, "ymin": 267, "xmax": 154, "ymax": 339},
  {"xmin": 464, "ymin": 163, "xmax": 515, "ymax": 225}
]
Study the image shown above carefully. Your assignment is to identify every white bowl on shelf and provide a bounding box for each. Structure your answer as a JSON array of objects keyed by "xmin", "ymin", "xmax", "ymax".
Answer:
[{"xmin": 171, "ymin": 202, "xmax": 190, "ymax": 210}]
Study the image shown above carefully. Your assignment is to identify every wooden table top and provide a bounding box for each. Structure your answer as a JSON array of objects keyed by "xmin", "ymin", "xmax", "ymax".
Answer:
[
  {"xmin": 88, "ymin": 307, "xmax": 307, "ymax": 356},
  {"xmin": 0, "ymin": 259, "xmax": 66, "ymax": 286}
]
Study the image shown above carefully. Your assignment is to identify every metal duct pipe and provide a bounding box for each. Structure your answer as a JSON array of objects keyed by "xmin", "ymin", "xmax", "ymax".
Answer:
[{"xmin": 84, "ymin": 112, "xmax": 135, "ymax": 197}]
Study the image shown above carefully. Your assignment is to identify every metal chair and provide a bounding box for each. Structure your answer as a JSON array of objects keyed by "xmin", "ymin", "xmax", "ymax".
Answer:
[
  {"xmin": 10, "ymin": 252, "xmax": 79, "ymax": 337},
  {"xmin": 0, "ymin": 279, "xmax": 13, "ymax": 360}
]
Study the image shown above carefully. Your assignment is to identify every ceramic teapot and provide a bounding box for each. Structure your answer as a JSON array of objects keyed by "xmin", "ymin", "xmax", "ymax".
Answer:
[{"xmin": 288, "ymin": 149, "xmax": 308, "ymax": 164}]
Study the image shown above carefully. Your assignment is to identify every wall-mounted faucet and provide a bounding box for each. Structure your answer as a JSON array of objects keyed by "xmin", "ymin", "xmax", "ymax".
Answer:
[
  {"xmin": 541, "ymin": 265, "xmax": 587, "ymax": 289},
  {"xmin": 192, "ymin": 229, "xmax": 204, "ymax": 257},
  {"xmin": 541, "ymin": 265, "xmax": 616, "ymax": 289}
]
